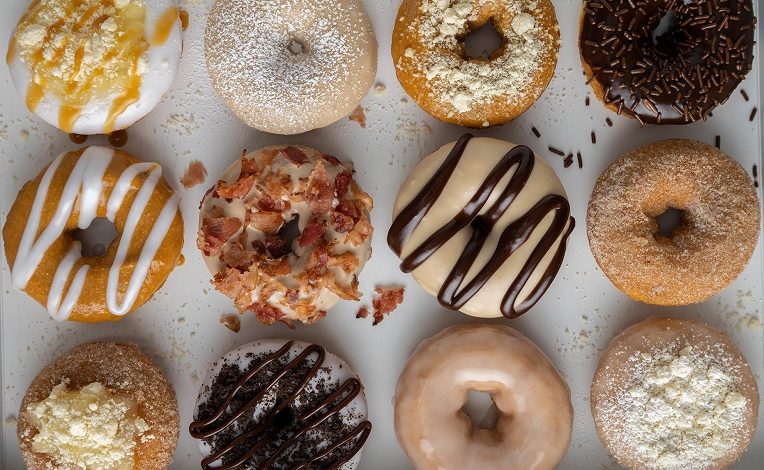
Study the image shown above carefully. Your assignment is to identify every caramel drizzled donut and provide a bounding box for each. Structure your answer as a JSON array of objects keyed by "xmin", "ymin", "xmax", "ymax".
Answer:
[
  {"xmin": 579, "ymin": 0, "xmax": 756, "ymax": 124},
  {"xmin": 395, "ymin": 324, "xmax": 573, "ymax": 470},
  {"xmin": 388, "ymin": 134, "xmax": 574, "ymax": 319}
]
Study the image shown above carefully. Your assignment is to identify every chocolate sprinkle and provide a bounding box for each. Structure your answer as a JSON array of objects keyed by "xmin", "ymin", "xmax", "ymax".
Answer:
[
  {"xmin": 548, "ymin": 146, "xmax": 566, "ymax": 157},
  {"xmin": 606, "ymin": 117, "xmax": 613, "ymax": 127},
  {"xmin": 591, "ymin": 131, "xmax": 597, "ymax": 144},
  {"xmin": 577, "ymin": 151, "xmax": 584, "ymax": 169},
  {"xmin": 564, "ymin": 153, "xmax": 574, "ymax": 168},
  {"xmin": 715, "ymin": 135, "xmax": 721, "ymax": 149},
  {"xmin": 532, "ymin": 126, "xmax": 541, "ymax": 138},
  {"xmin": 750, "ymin": 107, "xmax": 757, "ymax": 122},
  {"xmin": 741, "ymin": 89, "xmax": 750, "ymax": 101},
  {"xmin": 586, "ymin": 96, "xmax": 591, "ymax": 106}
]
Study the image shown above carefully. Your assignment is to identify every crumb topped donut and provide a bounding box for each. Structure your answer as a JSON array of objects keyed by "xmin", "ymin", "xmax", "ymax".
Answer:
[
  {"xmin": 7, "ymin": 0, "xmax": 182, "ymax": 134},
  {"xmin": 17, "ymin": 342, "xmax": 180, "ymax": 470},
  {"xmin": 587, "ymin": 139, "xmax": 760, "ymax": 305},
  {"xmin": 190, "ymin": 339, "xmax": 371, "ymax": 470},
  {"xmin": 591, "ymin": 318, "xmax": 759, "ymax": 470},
  {"xmin": 579, "ymin": 0, "xmax": 756, "ymax": 124},
  {"xmin": 198, "ymin": 146, "xmax": 373, "ymax": 326},
  {"xmin": 392, "ymin": 0, "xmax": 560, "ymax": 127},
  {"xmin": 2, "ymin": 146, "xmax": 184, "ymax": 323},
  {"xmin": 395, "ymin": 324, "xmax": 573, "ymax": 470},
  {"xmin": 205, "ymin": 0, "xmax": 377, "ymax": 135}
]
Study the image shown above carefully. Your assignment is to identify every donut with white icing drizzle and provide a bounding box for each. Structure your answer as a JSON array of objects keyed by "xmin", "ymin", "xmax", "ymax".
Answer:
[
  {"xmin": 388, "ymin": 134, "xmax": 574, "ymax": 319},
  {"xmin": 395, "ymin": 323, "xmax": 573, "ymax": 470},
  {"xmin": 2, "ymin": 146, "xmax": 184, "ymax": 323}
]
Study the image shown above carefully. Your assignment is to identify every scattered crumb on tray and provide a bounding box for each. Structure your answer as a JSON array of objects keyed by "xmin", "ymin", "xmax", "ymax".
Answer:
[
  {"xmin": 220, "ymin": 314, "xmax": 241, "ymax": 333},
  {"xmin": 162, "ymin": 113, "xmax": 199, "ymax": 136},
  {"xmin": 181, "ymin": 160, "xmax": 207, "ymax": 188},
  {"xmin": 374, "ymin": 82, "xmax": 386, "ymax": 95},
  {"xmin": 357, "ymin": 286, "xmax": 405, "ymax": 325},
  {"xmin": 349, "ymin": 105, "xmax": 366, "ymax": 128}
]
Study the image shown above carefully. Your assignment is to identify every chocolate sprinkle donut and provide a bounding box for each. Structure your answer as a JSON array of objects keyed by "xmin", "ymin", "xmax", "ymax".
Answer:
[{"xmin": 580, "ymin": 0, "xmax": 756, "ymax": 125}]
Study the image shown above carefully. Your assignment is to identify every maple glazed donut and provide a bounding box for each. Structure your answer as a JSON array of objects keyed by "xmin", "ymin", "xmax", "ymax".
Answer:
[
  {"xmin": 591, "ymin": 318, "xmax": 759, "ymax": 470},
  {"xmin": 7, "ymin": 0, "xmax": 182, "ymax": 134},
  {"xmin": 395, "ymin": 323, "xmax": 573, "ymax": 470},
  {"xmin": 190, "ymin": 339, "xmax": 372, "ymax": 470},
  {"xmin": 198, "ymin": 145, "xmax": 374, "ymax": 326},
  {"xmin": 579, "ymin": 0, "xmax": 756, "ymax": 124},
  {"xmin": 587, "ymin": 139, "xmax": 760, "ymax": 305},
  {"xmin": 2, "ymin": 146, "xmax": 184, "ymax": 323},
  {"xmin": 17, "ymin": 342, "xmax": 179, "ymax": 470},
  {"xmin": 205, "ymin": 0, "xmax": 377, "ymax": 135},
  {"xmin": 392, "ymin": 0, "xmax": 560, "ymax": 127},
  {"xmin": 388, "ymin": 134, "xmax": 574, "ymax": 319}
]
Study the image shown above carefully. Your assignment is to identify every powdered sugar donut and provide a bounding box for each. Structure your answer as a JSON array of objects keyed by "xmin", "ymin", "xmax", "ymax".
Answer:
[
  {"xmin": 197, "ymin": 145, "xmax": 374, "ymax": 326},
  {"xmin": 205, "ymin": 0, "xmax": 377, "ymax": 135},
  {"xmin": 7, "ymin": 0, "xmax": 182, "ymax": 135},
  {"xmin": 190, "ymin": 339, "xmax": 372, "ymax": 470}
]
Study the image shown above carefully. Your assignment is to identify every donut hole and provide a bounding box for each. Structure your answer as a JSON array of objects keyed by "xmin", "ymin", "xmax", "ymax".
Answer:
[
  {"xmin": 462, "ymin": 20, "xmax": 504, "ymax": 61},
  {"xmin": 270, "ymin": 215, "xmax": 301, "ymax": 257},
  {"xmin": 653, "ymin": 207, "xmax": 686, "ymax": 240},
  {"xmin": 651, "ymin": 12, "xmax": 677, "ymax": 55},
  {"xmin": 73, "ymin": 218, "xmax": 118, "ymax": 258},
  {"xmin": 460, "ymin": 389, "xmax": 500, "ymax": 431},
  {"xmin": 287, "ymin": 37, "xmax": 308, "ymax": 56}
]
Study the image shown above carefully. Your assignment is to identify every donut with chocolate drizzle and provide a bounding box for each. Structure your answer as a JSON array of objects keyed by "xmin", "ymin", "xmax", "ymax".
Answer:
[
  {"xmin": 388, "ymin": 134, "xmax": 574, "ymax": 319},
  {"xmin": 579, "ymin": 0, "xmax": 756, "ymax": 125},
  {"xmin": 191, "ymin": 340, "xmax": 371, "ymax": 470}
]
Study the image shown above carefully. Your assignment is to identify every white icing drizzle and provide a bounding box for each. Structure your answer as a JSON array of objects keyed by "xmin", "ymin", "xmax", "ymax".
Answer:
[{"xmin": 11, "ymin": 147, "xmax": 178, "ymax": 321}]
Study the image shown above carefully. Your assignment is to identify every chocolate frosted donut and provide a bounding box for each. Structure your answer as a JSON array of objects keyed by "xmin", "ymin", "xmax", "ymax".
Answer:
[{"xmin": 579, "ymin": 0, "xmax": 756, "ymax": 124}]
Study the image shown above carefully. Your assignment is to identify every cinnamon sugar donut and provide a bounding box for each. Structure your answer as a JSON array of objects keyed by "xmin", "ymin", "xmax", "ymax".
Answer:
[
  {"xmin": 392, "ymin": 0, "xmax": 560, "ymax": 127},
  {"xmin": 17, "ymin": 342, "xmax": 179, "ymax": 470},
  {"xmin": 2, "ymin": 146, "xmax": 184, "ymax": 323},
  {"xmin": 198, "ymin": 145, "xmax": 373, "ymax": 326},
  {"xmin": 587, "ymin": 139, "xmax": 760, "ymax": 305},
  {"xmin": 205, "ymin": 0, "xmax": 377, "ymax": 135},
  {"xmin": 395, "ymin": 324, "xmax": 573, "ymax": 470},
  {"xmin": 591, "ymin": 317, "xmax": 759, "ymax": 470}
]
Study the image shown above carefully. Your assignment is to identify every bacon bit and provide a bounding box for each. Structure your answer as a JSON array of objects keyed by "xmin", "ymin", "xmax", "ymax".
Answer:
[
  {"xmin": 351, "ymin": 181, "xmax": 374, "ymax": 211},
  {"xmin": 285, "ymin": 289, "xmax": 300, "ymax": 304},
  {"xmin": 336, "ymin": 200, "xmax": 361, "ymax": 221},
  {"xmin": 263, "ymin": 235, "xmax": 288, "ymax": 258},
  {"xmin": 240, "ymin": 153, "xmax": 259, "ymax": 176},
  {"xmin": 322, "ymin": 154, "xmax": 342, "ymax": 165},
  {"xmin": 198, "ymin": 217, "xmax": 242, "ymax": 256},
  {"xmin": 349, "ymin": 105, "xmax": 366, "ymax": 128},
  {"xmin": 216, "ymin": 174, "xmax": 255, "ymax": 199},
  {"xmin": 332, "ymin": 212, "xmax": 355, "ymax": 233},
  {"xmin": 212, "ymin": 267, "xmax": 257, "ymax": 312},
  {"xmin": 257, "ymin": 198, "xmax": 285, "ymax": 212},
  {"xmin": 334, "ymin": 170, "xmax": 353, "ymax": 199},
  {"xmin": 249, "ymin": 302, "xmax": 285, "ymax": 326},
  {"xmin": 345, "ymin": 217, "xmax": 373, "ymax": 246},
  {"xmin": 370, "ymin": 286, "xmax": 405, "ymax": 325},
  {"xmin": 260, "ymin": 258, "xmax": 291, "ymax": 277},
  {"xmin": 306, "ymin": 160, "xmax": 334, "ymax": 213},
  {"xmin": 328, "ymin": 252, "xmax": 360, "ymax": 273},
  {"xmin": 323, "ymin": 273, "xmax": 361, "ymax": 301},
  {"xmin": 222, "ymin": 241, "xmax": 256, "ymax": 270},
  {"xmin": 248, "ymin": 212, "xmax": 284, "ymax": 234},
  {"xmin": 282, "ymin": 146, "xmax": 309, "ymax": 166},
  {"xmin": 220, "ymin": 314, "xmax": 241, "ymax": 332},
  {"xmin": 180, "ymin": 160, "xmax": 207, "ymax": 188},
  {"xmin": 299, "ymin": 218, "xmax": 327, "ymax": 246},
  {"xmin": 356, "ymin": 307, "xmax": 369, "ymax": 319}
]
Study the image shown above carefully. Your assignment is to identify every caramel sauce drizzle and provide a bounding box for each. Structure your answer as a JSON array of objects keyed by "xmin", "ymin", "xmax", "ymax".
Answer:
[
  {"xmin": 189, "ymin": 342, "xmax": 372, "ymax": 470},
  {"xmin": 388, "ymin": 133, "xmax": 575, "ymax": 319},
  {"xmin": 179, "ymin": 9, "xmax": 189, "ymax": 31},
  {"xmin": 151, "ymin": 6, "xmax": 179, "ymax": 46}
]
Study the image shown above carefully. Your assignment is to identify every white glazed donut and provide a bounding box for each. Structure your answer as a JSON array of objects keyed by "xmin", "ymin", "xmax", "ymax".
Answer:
[
  {"xmin": 204, "ymin": 0, "xmax": 377, "ymax": 135},
  {"xmin": 388, "ymin": 134, "xmax": 574, "ymax": 319},
  {"xmin": 197, "ymin": 145, "xmax": 374, "ymax": 326},
  {"xmin": 395, "ymin": 323, "xmax": 573, "ymax": 470},
  {"xmin": 7, "ymin": 0, "xmax": 182, "ymax": 135},
  {"xmin": 190, "ymin": 339, "xmax": 372, "ymax": 470}
]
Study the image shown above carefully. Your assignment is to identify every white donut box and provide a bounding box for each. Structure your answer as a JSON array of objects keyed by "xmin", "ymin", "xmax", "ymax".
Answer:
[{"xmin": 1, "ymin": 1, "xmax": 762, "ymax": 468}]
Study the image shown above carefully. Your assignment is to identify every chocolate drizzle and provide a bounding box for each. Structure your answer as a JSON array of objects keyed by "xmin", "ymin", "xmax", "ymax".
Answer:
[
  {"xmin": 388, "ymin": 134, "xmax": 575, "ymax": 319},
  {"xmin": 580, "ymin": 0, "xmax": 756, "ymax": 125},
  {"xmin": 189, "ymin": 341, "xmax": 371, "ymax": 470}
]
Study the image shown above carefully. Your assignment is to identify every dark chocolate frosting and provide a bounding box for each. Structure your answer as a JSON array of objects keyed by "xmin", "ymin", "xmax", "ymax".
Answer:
[
  {"xmin": 580, "ymin": 0, "xmax": 756, "ymax": 124},
  {"xmin": 388, "ymin": 134, "xmax": 575, "ymax": 319},
  {"xmin": 190, "ymin": 341, "xmax": 371, "ymax": 470}
]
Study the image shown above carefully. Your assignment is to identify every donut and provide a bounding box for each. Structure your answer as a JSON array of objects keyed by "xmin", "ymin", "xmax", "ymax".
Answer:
[
  {"xmin": 190, "ymin": 339, "xmax": 372, "ymax": 470},
  {"xmin": 2, "ymin": 146, "xmax": 184, "ymax": 323},
  {"xmin": 579, "ymin": 0, "xmax": 756, "ymax": 124},
  {"xmin": 205, "ymin": 0, "xmax": 377, "ymax": 135},
  {"xmin": 392, "ymin": 0, "xmax": 560, "ymax": 127},
  {"xmin": 587, "ymin": 139, "xmax": 760, "ymax": 305},
  {"xmin": 7, "ymin": 0, "xmax": 182, "ymax": 135},
  {"xmin": 198, "ymin": 145, "xmax": 374, "ymax": 326},
  {"xmin": 591, "ymin": 317, "xmax": 759, "ymax": 470},
  {"xmin": 17, "ymin": 342, "xmax": 179, "ymax": 470},
  {"xmin": 395, "ymin": 324, "xmax": 573, "ymax": 470},
  {"xmin": 388, "ymin": 134, "xmax": 574, "ymax": 319}
]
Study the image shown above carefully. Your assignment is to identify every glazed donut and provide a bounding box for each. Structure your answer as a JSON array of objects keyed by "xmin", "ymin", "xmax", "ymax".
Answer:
[
  {"xmin": 395, "ymin": 324, "xmax": 573, "ymax": 470},
  {"xmin": 388, "ymin": 134, "xmax": 574, "ymax": 319},
  {"xmin": 198, "ymin": 145, "xmax": 374, "ymax": 325},
  {"xmin": 190, "ymin": 339, "xmax": 371, "ymax": 470},
  {"xmin": 392, "ymin": 0, "xmax": 560, "ymax": 127},
  {"xmin": 205, "ymin": 0, "xmax": 377, "ymax": 135},
  {"xmin": 2, "ymin": 146, "xmax": 184, "ymax": 323},
  {"xmin": 7, "ymin": 0, "xmax": 182, "ymax": 134},
  {"xmin": 591, "ymin": 317, "xmax": 759, "ymax": 470},
  {"xmin": 579, "ymin": 0, "xmax": 756, "ymax": 124},
  {"xmin": 587, "ymin": 139, "xmax": 760, "ymax": 305},
  {"xmin": 17, "ymin": 342, "xmax": 179, "ymax": 470}
]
